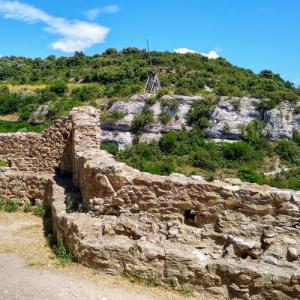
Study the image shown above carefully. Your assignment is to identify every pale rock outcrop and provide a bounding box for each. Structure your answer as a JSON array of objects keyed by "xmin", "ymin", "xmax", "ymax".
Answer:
[
  {"xmin": 101, "ymin": 94, "xmax": 202, "ymax": 147},
  {"xmin": 102, "ymin": 95, "xmax": 300, "ymax": 148},
  {"xmin": 207, "ymin": 97, "xmax": 260, "ymax": 139},
  {"xmin": 263, "ymin": 101, "xmax": 300, "ymax": 140}
]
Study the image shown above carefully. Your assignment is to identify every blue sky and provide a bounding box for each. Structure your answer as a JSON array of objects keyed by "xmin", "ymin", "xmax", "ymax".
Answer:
[{"xmin": 0, "ymin": 0, "xmax": 299, "ymax": 86}]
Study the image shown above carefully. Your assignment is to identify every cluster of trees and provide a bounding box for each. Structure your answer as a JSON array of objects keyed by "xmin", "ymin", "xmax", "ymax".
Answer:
[
  {"xmin": 1, "ymin": 48, "xmax": 299, "ymax": 101},
  {"xmin": 0, "ymin": 81, "xmax": 104, "ymax": 123}
]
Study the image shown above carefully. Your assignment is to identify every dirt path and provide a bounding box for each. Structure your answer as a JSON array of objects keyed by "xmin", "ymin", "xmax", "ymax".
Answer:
[{"xmin": 0, "ymin": 212, "xmax": 217, "ymax": 300}]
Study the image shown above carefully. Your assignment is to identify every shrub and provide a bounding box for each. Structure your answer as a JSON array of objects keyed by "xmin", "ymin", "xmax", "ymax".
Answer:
[
  {"xmin": 49, "ymin": 80, "xmax": 68, "ymax": 95},
  {"xmin": 159, "ymin": 112, "xmax": 172, "ymax": 125},
  {"xmin": 101, "ymin": 142, "xmax": 119, "ymax": 156},
  {"xmin": 49, "ymin": 97, "xmax": 82, "ymax": 118},
  {"xmin": 0, "ymin": 199, "xmax": 4, "ymax": 211},
  {"xmin": 237, "ymin": 167, "xmax": 266, "ymax": 184},
  {"xmin": 132, "ymin": 109, "xmax": 154, "ymax": 133},
  {"xmin": 292, "ymin": 130, "xmax": 300, "ymax": 146},
  {"xmin": 192, "ymin": 148, "xmax": 216, "ymax": 171},
  {"xmin": 159, "ymin": 131, "xmax": 177, "ymax": 153},
  {"xmin": 0, "ymin": 121, "xmax": 48, "ymax": 133},
  {"xmin": 111, "ymin": 109, "xmax": 125, "ymax": 121},
  {"xmin": 157, "ymin": 88, "xmax": 170, "ymax": 98},
  {"xmin": 71, "ymin": 86, "xmax": 100, "ymax": 101},
  {"xmin": 243, "ymin": 120, "xmax": 265, "ymax": 146},
  {"xmin": 275, "ymin": 140, "xmax": 299, "ymax": 162},
  {"xmin": 146, "ymin": 97, "xmax": 157, "ymax": 106},
  {"xmin": 255, "ymin": 99, "xmax": 278, "ymax": 113},
  {"xmin": 222, "ymin": 142, "xmax": 253, "ymax": 161},
  {"xmin": 294, "ymin": 106, "xmax": 300, "ymax": 114},
  {"xmin": 187, "ymin": 100, "xmax": 212, "ymax": 130},
  {"xmin": 174, "ymin": 87, "xmax": 190, "ymax": 96},
  {"xmin": 180, "ymin": 283, "xmax": 195, "ymax": 296}
]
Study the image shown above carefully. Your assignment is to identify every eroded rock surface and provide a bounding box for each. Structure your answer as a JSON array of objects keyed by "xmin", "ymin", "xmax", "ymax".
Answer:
[{"xmin": 101, "ymin": 95, "xmax": 300, "ymax": 148}]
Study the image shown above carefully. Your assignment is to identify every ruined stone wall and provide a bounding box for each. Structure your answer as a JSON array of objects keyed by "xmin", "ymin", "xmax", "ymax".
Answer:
[
  {"xmin": 66, "ymin": 107, "xmax": 300, "ymax": 299},
  {"xmin": 69, "ymin": 106, "xmax": 101, "ymax": 186},
  {"xmin": 0, "ymin": 170, "xmax": 53, "ymax": 206},
  {"xmin": 0, "ymin": 118, "xmax": 72, "ymax": 173},
  {"xmin": 1, "ymin": 106, "xmax": 300, "ymax": 299}
]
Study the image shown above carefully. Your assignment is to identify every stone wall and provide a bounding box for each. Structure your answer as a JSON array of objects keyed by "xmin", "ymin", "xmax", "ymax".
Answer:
[
  {"xmin": 1, "ymin": 106, "xmax": 300, "ymax": 299},
  {"xmin": 60, "ymin": 107, "xmax": 300, "ymax": 299},
  {"xmin": 0, "ymin": 118, "xmax": 72, "ymax": 173},
  {"xmin": 0, "ymin": 170, "xmax": 53, "ymax": 206}
]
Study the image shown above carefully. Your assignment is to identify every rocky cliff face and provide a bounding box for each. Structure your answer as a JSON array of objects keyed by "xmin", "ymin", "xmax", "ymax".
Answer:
[
  {"xmin": 263, "ymin": 102, "xmax": 300, "ymax": 140},
  {"xmin": 101, "ymin": 94, "xmax": 202, "ymax": 149},
  {"xmin": 101, "ymin": 94, "xmax": 300, "ymax": 148}
]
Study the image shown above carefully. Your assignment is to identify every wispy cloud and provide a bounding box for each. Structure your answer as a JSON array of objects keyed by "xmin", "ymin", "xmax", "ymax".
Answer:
[
  {"xmin": 174, "ymin": 48, "xmax": 220, "ymax": 59},
  {"xmin": 0, "ymin": 0, "xmax": 110, "ymax": 52},
  {"xmin": 85, "ymin": 5, "xmax": 119, "ymax": 21}
]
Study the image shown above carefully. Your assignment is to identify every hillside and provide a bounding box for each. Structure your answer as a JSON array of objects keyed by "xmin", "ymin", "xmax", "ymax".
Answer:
[
  {"xmin": 1, "ymin": 48, "xmax": 299, "ymax": 99},
  {"xmin": 1, "ymin": 48, "xmax": 300, "ymax": 190}
]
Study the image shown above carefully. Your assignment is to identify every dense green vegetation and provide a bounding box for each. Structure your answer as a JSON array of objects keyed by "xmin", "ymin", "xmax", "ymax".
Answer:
[
  {"xmin": 0, "ymin": 48, "xmax": 299, "ymax": 123},
  {"xmin": 0, "ymin": 120, "xmax": 49, "ymax": 133},
  {"xmin": 115, "ymin": 129, "xmax": 300, "ymax": 190}
]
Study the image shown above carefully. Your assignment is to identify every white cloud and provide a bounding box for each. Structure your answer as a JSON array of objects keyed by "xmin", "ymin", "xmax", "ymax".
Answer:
[
  {"xmin": 0, "ymin": 0, "xmax": 110, "ymax": 52},
  {"xmin": 174, "ymin": 48, "xmax": 220, "ymax": 59},
  {"xmin": 202, "ymin": 50, "xmax": 219, "ymax": 59},
  {"xmin": 85, "ymin": 5, "xmax": 119, "ymax": 21},
  {"xmin": 174, "ymin": 48, "xmax": 198, "ymax": 54}
]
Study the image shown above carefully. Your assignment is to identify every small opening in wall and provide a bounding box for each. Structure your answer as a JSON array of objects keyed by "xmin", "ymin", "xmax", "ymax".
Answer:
[
  {"xmin": 29, "ymin": 198, "xmax": 36, "ymax": 206},
  {"xmin": 184, "ymin": 209, "xmax": 196, "ymax": 226}
]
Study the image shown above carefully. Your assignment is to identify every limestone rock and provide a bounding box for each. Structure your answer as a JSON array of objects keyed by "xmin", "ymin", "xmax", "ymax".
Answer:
[
  {"xmin": 263, "ymin": 102, "xmax": 300, "ymax": 140},
  {"xmin": 287, "ymin": 247, "xmax": 298, "ymax": 261}
]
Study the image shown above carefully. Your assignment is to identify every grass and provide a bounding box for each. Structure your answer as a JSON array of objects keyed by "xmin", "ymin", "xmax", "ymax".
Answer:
[
  {"xmin": 0, "ymin": 160, "xmax": 8, "ymax": 167},
  {"xmin": 0, "ymin": 120, "xmax": 49, "ymax": 133},
  {"xmin": 0, "ymin": 199, "xmax": 20, "ymax": 212},
  {"xmin": 0, "ymin": 199, "xmax": 48, "ymax": 217},
  {"xmin": 126, "ymin": 270, "xmax": 160, "ymax": 287},
  {"xmin": 33, "ymin": 205, "xmax": 47, "ymax": 217},
  {"xmin": 180, "ymin": 284, "xmax": 195, "ymax": 296},
  {"xmin": 54, "ymin": 243, "xmax": 74, "ymax": 267}
]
